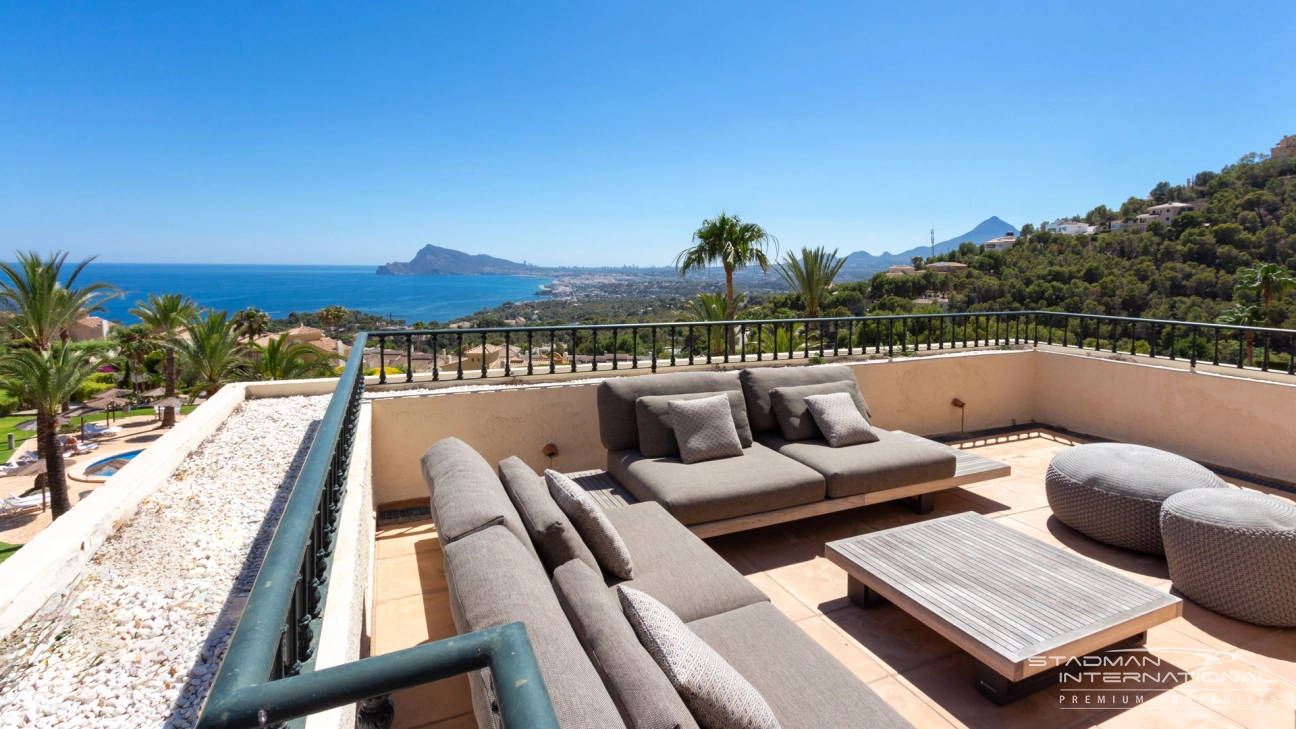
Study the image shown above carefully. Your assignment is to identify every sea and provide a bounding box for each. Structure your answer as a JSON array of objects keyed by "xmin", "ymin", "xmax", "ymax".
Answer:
[{"xmin": 75, "ymin": 264, "xmax": 552, "ymax": 325}]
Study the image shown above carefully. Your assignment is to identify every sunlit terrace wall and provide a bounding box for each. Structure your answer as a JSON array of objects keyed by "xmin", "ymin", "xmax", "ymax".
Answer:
[{"xmin": 369, "ymin": 348, "xmax": 1295, "ymax": 506}]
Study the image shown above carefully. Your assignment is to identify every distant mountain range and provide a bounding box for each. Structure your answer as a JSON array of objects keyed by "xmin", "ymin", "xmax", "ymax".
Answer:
[
  {"xmin": 839, "ymin": 217, "xmax": 1019, "ymax": 275},
  {"xmin": 376, "ymin": 245, "xmax": 542, "ymax": 275},
  {"xmin": 377, "ymin": 217, "xmax": 1019, "ymax": 277}
]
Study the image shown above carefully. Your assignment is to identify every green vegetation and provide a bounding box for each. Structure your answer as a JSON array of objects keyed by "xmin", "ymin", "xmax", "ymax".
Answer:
[
  {"xmin": 132, "ymin": 293, "xmax": 200, "ymax": 427},
  {"xmin": 0, "ymin": 542, "xmax": 19, "ymax": 566}
]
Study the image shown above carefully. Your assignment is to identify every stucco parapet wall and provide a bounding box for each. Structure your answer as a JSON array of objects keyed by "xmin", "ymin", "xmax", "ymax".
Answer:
[
  {"xmin": 367, "ymin": 349, "xmax": 1041, "ymax": 506},
  {"xmin": 0, "ymin": 384, "xmax": 248, "ymax": 640}
]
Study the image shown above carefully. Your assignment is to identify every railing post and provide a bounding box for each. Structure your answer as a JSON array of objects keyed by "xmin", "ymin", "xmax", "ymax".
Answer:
[
  {"xmin": 432, "ymin": 334, "xmax": 439, "ymax": 381},
  {"xmin": 357, "ymin": 694, "xmax": 395, "ymax": 729},
  {"xmin": 570, "ymin": 329, "xmax": 578, "ymax": 373},
  {"xmin": 405, "ymin": 335, "xmax": 414, "ymax": 382},
  {"xmin": 456, "ymin": 332, "xmax": 464, "ymax": 380},
  {"xmin": 651, "ymin": 327, "xmax": 657, "ymax": 372},
  {"xmin": 504, "ymin": 331, "xmax": 511, "ymax": 377},
  {"xmin": 378, "ymin": 336, "xmax": 387, "ymax": 384},
  {"xmin": 632, "ymin": 327, "xmax": 639, "ymax": 369},
  {"xmin": 527, "ymin": 330, "xmax": 534, "ymax": 376}
]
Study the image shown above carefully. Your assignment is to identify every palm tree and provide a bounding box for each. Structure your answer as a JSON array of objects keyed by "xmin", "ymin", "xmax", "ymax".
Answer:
[
  {"xmin": 176, "ymin": 310, "xmax": 249, "ymax": 397},
  {"xmin": 111, "ymin": 323, "xmax": 158, "ymax": 395},
  {"xmin": 0, "ymin": 344, "xmax": 97, "ymax": 519},
  {"xmin": 759, "ymin": 321, "xmax": 808, "ymax": 355},
  {"xmin": 244, "ymin": 336, "xmax": 333, "ymax": 381},
  {"xmin": 1217, "ymin": 303, "xmax": 1264, "ymax": 367},
  {"xmin": 233, "ymin": 306, "xmax": 272, "ymax": 343},
  {"xmin": 317, "ymin": 305, "xmax": 348, "ymax": 337},
  {"xmin": 684, "ymin": 292, "xmax": 744, "ymax": 356},
  {"xmin": 676, "ymin": 212, "xmax": 776, "ymax": 349},
  {"xmin": 131, "ymin": 294, "xmax": 200, "ymax": 427},
  {"xmin": 775, "ymin": 246, "xmax": 847, "ymax": 320},
  {"xmin": 0, "ymin": 251, "xmax": 118, "ymax": 350},
  {"xmin": 1235, "ymin": 263, "xmax": 1296, "ymax": 313}
]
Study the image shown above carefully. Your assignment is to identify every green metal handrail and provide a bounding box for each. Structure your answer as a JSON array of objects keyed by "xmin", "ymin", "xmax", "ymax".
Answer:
[{"xmin": 196, "ymin": 333, "xmax": 559, "ymax": 729}]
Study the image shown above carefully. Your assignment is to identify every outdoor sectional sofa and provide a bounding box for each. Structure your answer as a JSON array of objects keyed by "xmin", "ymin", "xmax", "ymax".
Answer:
[
  {"xmin": 601, "ymin": 365, "xmax": 961, "ymax": 535},
  {"xmin": 421, "ymin": 436, "xmax": 915, "ymax": 729}
]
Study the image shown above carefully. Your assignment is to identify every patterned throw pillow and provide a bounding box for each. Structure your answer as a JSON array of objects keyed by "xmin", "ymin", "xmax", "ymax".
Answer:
[
  {"xmin": 545, "ymin": 469, "xmax": 635, "ymax": 580},
  {"xmin": 617, "ymin": 586, "xmax": 781, "ymax": 729},
  {"xmin": 668, "ymin": 395, "xmax": 745, "ymax": 465},
  {"xmin": 804, "ymin": 392, "xmax": 880, "ymax": 448}
]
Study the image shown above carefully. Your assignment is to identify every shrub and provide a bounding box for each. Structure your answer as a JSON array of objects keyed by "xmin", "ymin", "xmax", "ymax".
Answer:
[{"xmin": 75, "ymin": 381, "xmax": 115, "ymax": 402}]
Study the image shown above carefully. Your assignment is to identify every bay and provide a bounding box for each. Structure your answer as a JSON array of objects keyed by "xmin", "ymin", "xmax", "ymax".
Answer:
[{"xmin": 74, "ymin": 264, "xmax": 552, "ymax": 325}]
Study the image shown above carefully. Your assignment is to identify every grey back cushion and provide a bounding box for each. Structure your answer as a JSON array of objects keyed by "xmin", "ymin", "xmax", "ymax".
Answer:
[
  {"xmin": 739, "ymin": 365, "xmax": 869, "ymax": 434},
  {"xmin": 770, "ymin": 381, "xmax": 869, "ymax": 441},
  {"xmin": 443, "ymin": 526, "xmax": 626, "ymax": 729},
  {"xmin": 636, "ymin": 391, "xmax": 753, "ymax": 458},
  {"xmin": 498, "ymin": 456, "xmax": 601, "ymax": 574},
  {"xmin": 598, "ymin": 372, "xmax": 742, "ymax": 451},
  {"xmin": 421, "ymin": 437, "xmax": 539, "ymax": 562},
  {"xmin": 548, "ymin": 470, "xmax": 636, "ymax": 580},
  {"xmin": 669, "ymin": 396, "xmax": 745, "ymax": 465},
  {"xmin": 804, "ymin": 392, "xmax": 880, "ymax": 447},
  {"xmin": 553, "ymin": 560, "xmax": 700, "ymax": 729}
]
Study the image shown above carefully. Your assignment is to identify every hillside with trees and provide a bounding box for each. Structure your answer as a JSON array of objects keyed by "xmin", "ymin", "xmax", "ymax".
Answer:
[{"xmin": 863, "ymin": 151, "xmax": 1296, "ymax": 330}]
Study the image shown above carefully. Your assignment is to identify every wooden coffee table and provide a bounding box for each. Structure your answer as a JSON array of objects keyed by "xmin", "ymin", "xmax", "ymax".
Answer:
[{"xmin": 826, "ymin": 512, "xmax": 1182, "ymax": 704}]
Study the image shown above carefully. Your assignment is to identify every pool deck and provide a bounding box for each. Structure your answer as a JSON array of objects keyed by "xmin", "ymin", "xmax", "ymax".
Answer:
[{"xmin": 0, "ymin": 413, "xmax": 182, "ymax": 544}]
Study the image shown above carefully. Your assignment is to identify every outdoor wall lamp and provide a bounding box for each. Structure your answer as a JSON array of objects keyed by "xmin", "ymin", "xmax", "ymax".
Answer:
[
  {"xmin": 543, "ymin": 443, "xmax": 559, "ymax": 461},
  {"xmin": 951, "ymin": 398, "xmax": 966, "ymax": 433}
]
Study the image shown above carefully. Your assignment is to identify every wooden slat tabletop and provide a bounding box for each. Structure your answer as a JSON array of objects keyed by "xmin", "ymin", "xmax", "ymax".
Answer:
[{"xmin": 827, "ymin": 512, "xmax": 1180, "ymax": 678}]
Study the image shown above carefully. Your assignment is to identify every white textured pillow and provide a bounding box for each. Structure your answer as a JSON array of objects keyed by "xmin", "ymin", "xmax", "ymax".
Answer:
[
  {"xmin": 804, "ymin": 392, "xmax": 879, "ymax": 447},
  {"xmin": 668, "ymin": 395, "xmax": 744, "ymax": 464},
  {"xmin": 617, "ymin": 586, "xmax": 781, "ymax": 729},
  {"xmin": 545, "ymin": 470, "xmax": 634, "ymax": 580}
]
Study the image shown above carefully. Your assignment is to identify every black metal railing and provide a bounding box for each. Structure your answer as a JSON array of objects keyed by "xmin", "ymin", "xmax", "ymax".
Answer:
[
  {"xmin": 364, "ymin": 311, "xmax": 1296, "ymax": 384},
  {"xmin": 197, "ymin": 332, "xmax": 559, "ymax": 729}
]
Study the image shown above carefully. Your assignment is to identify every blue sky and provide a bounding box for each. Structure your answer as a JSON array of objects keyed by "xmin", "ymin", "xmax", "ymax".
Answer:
[{"xmin": 2, "ymin": 2, "xmax": 1293, "ymax": 267}]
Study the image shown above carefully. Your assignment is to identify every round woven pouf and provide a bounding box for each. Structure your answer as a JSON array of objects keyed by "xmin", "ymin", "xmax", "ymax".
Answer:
[
  {"xmin": 1162, "ymin": 489, "xmax": 1296, "ymax": 627},
  {"xmin": 1045, "ymin": 443, "xmax": 1226, "ymax": 554}
]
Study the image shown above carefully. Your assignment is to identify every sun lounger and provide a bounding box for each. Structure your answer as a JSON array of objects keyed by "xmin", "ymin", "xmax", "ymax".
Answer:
[
  {"xmin": 83, "ymin": 423, "xmax": 122, "ymax": 437},
  {"xmin": 1, "ymin": 491, "xmax": 45, "ymax": 515}
]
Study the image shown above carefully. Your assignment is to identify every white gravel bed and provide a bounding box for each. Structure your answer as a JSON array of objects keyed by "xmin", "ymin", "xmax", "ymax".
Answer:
[{"xmin": 0, "ymin": 394, "xmax": 330, "ymax": 729}]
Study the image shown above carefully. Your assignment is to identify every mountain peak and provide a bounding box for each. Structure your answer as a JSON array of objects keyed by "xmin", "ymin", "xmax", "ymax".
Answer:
[
  {"xmin": 376, "ymin": 245, "xmax": 535, "ymax": 275},
  {"xmin": 839, "ymin": 217, "xmax": 1019, "ymax": 276}
]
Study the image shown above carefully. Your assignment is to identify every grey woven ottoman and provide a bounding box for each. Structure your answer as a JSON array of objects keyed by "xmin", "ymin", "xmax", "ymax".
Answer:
[
  {"xmin": 1045, "ymin": 443, "xmax": 1226, "ymax": 554},
  {"xmin": 1162, "ymin": 489, "xmax": 1296, "ymax": 627}
]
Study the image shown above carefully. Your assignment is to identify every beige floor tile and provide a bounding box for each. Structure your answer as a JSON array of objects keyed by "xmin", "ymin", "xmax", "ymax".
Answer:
[
  {"xmin": 866, "ymin": 675, "xmax": 957, "ymax": 728},
  {"xmin": 372, "ymin": 592, "xmax": 459, "ymax": 656},
  {"xmin": 821, "ymin": 603, "xmax": 961, "ymax": 674},
  {"xmin": 764, "ymin": 556, "xmax": 853, "ymax": 614},
  {"xmin": 1086, "ymin": 699, "xmax": 1243, "ymax": 728},
  {"xmin": 961, "ymin": 482, "xmax": 1050, "ymax": 514},
  {"xmin": 374, "ymin": 539, "xmax": 449, "ymax": 604},
  {"xmin": 1164, "ymin": 599, "xmax": 1282, "ymax": 654},
  {"xmin": 899, "ymin": 651, "xmax": 1103, "ymax": 729},
  {"xmin": 996, "ymin": 512, "xmax": 1073, "ymax": 550},
  {"xmin": 1234, "ymin": 631, "xmax": 1296, "ymax": 687},
  {"xmin": 795, "ymin": 615, "xmax": 892, "ymax": 683},
  {"xmin": 425, "ymin": 712, "xmax": 479, "ymax": 729},
  {"xmin": 391, "ymin": 677, "xmax": 474, "ymax": 729},
  {"xmin": 747, "ymin": 571, "xmax": 818, "ymax": 622}
]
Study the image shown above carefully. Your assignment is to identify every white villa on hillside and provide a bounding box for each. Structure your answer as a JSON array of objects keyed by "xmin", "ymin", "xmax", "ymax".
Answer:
[
  {"xmin": 983, "ymin": 232, "xmax": 1018, "ymax": 250},
  {"xmin": 1046, "ymin": 219, "xmax": 1097, "ymax": 235}
]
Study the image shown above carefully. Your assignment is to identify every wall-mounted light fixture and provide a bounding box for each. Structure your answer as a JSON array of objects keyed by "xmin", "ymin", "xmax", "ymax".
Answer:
[
  {"xmin": 543, "ymin": 443, "xmax": 559, "ymax": 462},
  {"xmin": 951, "ymin": 398, "xmax": 966, "ymax": 433}
]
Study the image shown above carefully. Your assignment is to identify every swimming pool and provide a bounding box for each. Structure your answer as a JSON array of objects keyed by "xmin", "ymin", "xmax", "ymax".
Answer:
[{"xmin": 84, "ymin": 449, "xmax": 144, "ymax": 477}]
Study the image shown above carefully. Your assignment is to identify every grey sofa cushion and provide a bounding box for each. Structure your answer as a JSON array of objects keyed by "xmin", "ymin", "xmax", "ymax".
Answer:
[
  {"xmin": 636, "ymin": 391, "xmax": 753, "ymax": 458},
  {"xmin": 740, "ymin": 366, "xmax": 869, "ymax": 434},
  {"xmin": 498, "ymin": 456, "xmax": 601, "ymax": 574},
  {"xmin": 598, "ymin": 371, "xmax": 742, "ymax": 451},
  {"xmin": 769, "ymin": 381, "xmax": 868, "ymax": 441},
  {"xmin": 605, "ymin": 502, "xmax": 768, "ymax": 623},
  {"xmin": 757, "ymin": 429, "xmax": 956, "ymax": 499},
  {"xmin": 618, "ymin": 587, "xmax": 781, "ymax": 729},
  {"xmin": 553, "ymin": 560, "xmax": 701, "ymax": 729},
  {"xmin": 669, "ymin": 396, "xmax": 745, "ymax": 465},
  {"xmin": 804, "ymin": 392, "xmax": 879, "ymax": 448},
  {"xmin": 443, "ymin": 526, "xmax": 626, "ymax": 729},
  {"xmin": 421, "ymin": 437, "xmax": 538, "ymax": 561},
  {"xmin": 608, "ymin": 443, "xmax": 826, "ymax": 525},
  {"xmin": 548, "ymin": 470, "xmax": 636, "ymax": 580},
  {"xmin": 687, "ymin": 602, "xmax": 913, "ymax": 729}
]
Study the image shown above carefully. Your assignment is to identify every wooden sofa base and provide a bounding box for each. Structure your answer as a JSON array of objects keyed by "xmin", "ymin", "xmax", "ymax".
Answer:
[{"xmin": 686, "ymin": 467, "xmax": 1009, "ymax": 538}]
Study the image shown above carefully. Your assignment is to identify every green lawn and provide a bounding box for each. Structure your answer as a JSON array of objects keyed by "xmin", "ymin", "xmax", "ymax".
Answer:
[
  {"xmin": 0, "ymin": 405, "xmax": 197, "ymax": 464},
  {"xmin": 0, "ymin": 542, "xmax": 19, "ymax": 565}
]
